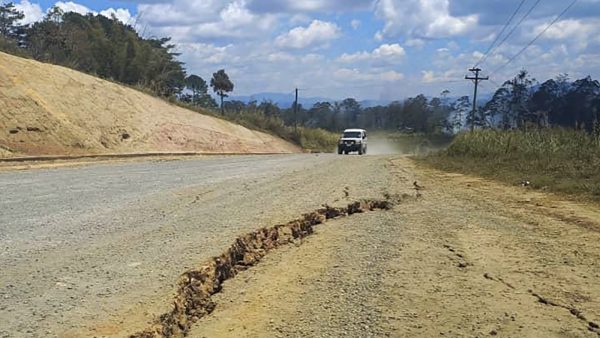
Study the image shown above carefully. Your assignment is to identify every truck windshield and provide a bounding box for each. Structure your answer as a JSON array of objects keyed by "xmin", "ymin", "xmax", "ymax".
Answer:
[{"xmin": 343, "ymin": 132, "xmax": 362, "ymax": 138}]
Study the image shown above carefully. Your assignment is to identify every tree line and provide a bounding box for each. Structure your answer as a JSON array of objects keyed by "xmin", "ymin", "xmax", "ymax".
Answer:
[
  {"xmin": 218, "ymin": 71, "xmax": 599, "ymax": 136},
  {"xmin": 477, "ymin": 71, "xmax": 600, "ymax": 132},
  {"xmin": 0, "ymin": 2, "xmax": 234, "ymax": 104}
]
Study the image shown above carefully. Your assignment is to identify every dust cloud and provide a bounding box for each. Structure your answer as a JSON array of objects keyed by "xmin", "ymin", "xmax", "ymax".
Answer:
[{"xmin": 367, "ymin": 134, "xmax": 450, "ymax": 155}]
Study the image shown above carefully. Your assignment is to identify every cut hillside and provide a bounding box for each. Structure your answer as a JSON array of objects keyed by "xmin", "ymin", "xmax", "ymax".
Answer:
[{"xmin": 0, "ymin": 52, "xmax": 300, "ymax": 158}]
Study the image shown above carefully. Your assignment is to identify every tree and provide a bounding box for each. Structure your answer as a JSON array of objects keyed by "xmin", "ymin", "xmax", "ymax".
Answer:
[
  {"xmin": 448, "ymin": 96, "xmax": 471, "ymax": 133},
  {"xmin": 258, "ymin": 100, "xmax": 280, "ymax": 117},
  {"xmin": 508, "ymin": 69, "xmax": 536, "ymax": 128},
  {"xmin": 185, "ymin": 75, "xmax": 217, "ymax": 109},
  {"xmin": 210, "ymin": 69, "xmax": 234, "ymax": 113},
  {"xmin": 21, "ymin": 11, "xmax": 187, "ymax": 97},
  {"xmin": 339, "ymin": 98, "xmax": 361, "ymax": 128},
  {"xmin": 308, "ymin": 102, "xmax": 333, "ymax": 128},
  {"xmin": 0, "ymin": 2, "xmax": 24, "ymax": 39}
]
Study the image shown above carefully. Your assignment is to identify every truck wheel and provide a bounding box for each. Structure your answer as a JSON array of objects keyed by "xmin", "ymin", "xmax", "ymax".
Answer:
[
  {"xmin": 338, "ymin": 148, "xmax": 342, "ymax": 155},
  {"xmin": 358, "ymin": 148, "xmax": 363, "ymax": 155}
]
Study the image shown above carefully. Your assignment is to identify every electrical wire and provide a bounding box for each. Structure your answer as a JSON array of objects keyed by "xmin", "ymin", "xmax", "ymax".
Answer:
[
  {"xmin": 479, "ymin": 0, "xmax": 543, "ymax": 67},
  {"xmin": 475, "ymin": 0, "xmax": 528, "ymax": 67},
  {"xmin": 490, "ymin": 0, "xmax": 579, "ymax": 77}
]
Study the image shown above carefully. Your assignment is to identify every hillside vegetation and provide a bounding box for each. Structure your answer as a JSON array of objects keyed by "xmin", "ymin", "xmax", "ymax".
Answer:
[
  {"xmin": 0, "ymin": 52, "xmax": 299, "ymax": 157},
  {"xmin": 423, "ymin": 129, "xmax": 600, "ymax": 200}
]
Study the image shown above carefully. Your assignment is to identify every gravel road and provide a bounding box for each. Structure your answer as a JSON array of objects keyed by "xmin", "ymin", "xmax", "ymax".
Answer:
[
  {"xmin": 2, "ymin": 155, "xmax": 600, "ymax": 338},
  {"xmin": 0, "ymin": 154, "xmax": 396, "ymax": 337}
]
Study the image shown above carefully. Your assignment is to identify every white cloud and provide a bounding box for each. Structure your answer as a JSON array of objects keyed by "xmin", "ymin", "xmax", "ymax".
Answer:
[
  {"xmin": 178, "ymin": 43, "xmax": 237, "ymax": 65},
  {"xmin": 14, "ymin": 0, "xmax": 44, "ymax": 25},
  {"xmin": 338, "ymin": 43, "xmax": 405, "ymax": 63},
  {"xmin": 99, "ymin": 8, "xmax": 133, "ymax": 24},
  {"xmin": 275, "ymin": 20, "xmax": 341, "ymax": 49},
  {"xmin": 138, "ymin": 0, "xmax": 277, "ymax": 41},
  {"xmin": 421, "ymin": 70, "xmax": 461, "ymax": 83},
  {"xmin": 405, "ymin": 38, "xmax": 425, "ymax": 49},
  {"xmin": 375, "ymin": 0, "xmax": 478, "ymax": 39},
  {"xmin": 248, "ymin": 0, "xmax": 372, "ymax": 13},
  {"xmin": 267, "ymin": 52, "xmax": 295, "ymax": 62},
  {"xmin": 351, "ymin": 19, "xmax": 361, "ymax": 30},
  {"xmin": 54, "ymin": 1, "xmax": 90, "ymax": 15},
  {"xmin": 531, "ymin": 19, "xmax": 600, "ymax": 51},
  {"xmin": 15, "ymin": 1, "xmax": 132, "ymax": 25}
]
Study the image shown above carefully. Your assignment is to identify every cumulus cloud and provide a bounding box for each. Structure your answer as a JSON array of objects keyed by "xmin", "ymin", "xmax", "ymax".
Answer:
[
  {"xmin": 14, "ymin": 0, "xmax": 132, "ymax": 25},
  {"xmin": 275, "ymin": 20, "xmax": 341, "ymax": 49},
  {"xmin": 247, "ymin": 0, "xmax": 372, "ymax": 13},
  {"xmin": 99, "ymin": 8, "xmax": 133, "ymax": 25},
  {"xmin": 14, "ymin": 0, "xmax": 44, "ymax": 25},
  {"xmin": 339, "ymin": 43, "xmax": 406, "ymax": 64},
  {"xmin": 375, "ymin": 0, "xmax": 478, "ymax": 39},
  {"xmin": 54, "ymin": 1, "xmax": 90, "ymax": 15},
  {"xmin": 531, "ymin": 18, "xmax": 600, "ymax": 50},
  {"xmin": 138, "ymin": 0, "xmax": 277, "ymax": 41}
]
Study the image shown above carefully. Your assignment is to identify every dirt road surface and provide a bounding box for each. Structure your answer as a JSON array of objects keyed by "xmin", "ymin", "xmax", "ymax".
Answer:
[{"xmin": 1, "ymin": 155, "xmax": 600, "ymax": 337}]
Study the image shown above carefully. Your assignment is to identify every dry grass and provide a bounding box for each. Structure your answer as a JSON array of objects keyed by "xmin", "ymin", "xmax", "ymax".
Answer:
[{"xmin": 421, "ymin": 129, "xmax": 600, "ymax": 200}]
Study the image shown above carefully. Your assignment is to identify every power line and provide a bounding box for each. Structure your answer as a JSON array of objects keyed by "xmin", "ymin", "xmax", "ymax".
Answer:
[
  {"xmin": 490, "ymin": 0, "xmax": 579, "ymax": 77},
  {"xmin": 475, "ymin": 0, "xmax": 528, "ymax": 67},
  {"xmin": 479, "ymin": 0, "xmax": 543, "ymax": 67},
  {"xmin": 488, "ymin": 78, "xmax": 503, "ymax": 88}
]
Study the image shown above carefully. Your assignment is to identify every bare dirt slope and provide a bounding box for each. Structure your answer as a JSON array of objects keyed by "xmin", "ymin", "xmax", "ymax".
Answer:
[{"xmin": 0, "ymin": 52, "xmax": 299, "ymax": 157}]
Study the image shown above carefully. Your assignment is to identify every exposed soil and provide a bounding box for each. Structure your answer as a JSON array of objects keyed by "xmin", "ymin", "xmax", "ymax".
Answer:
[
  {"xmin": 0, "ymin": 52, "xmax": 299, "ymax": 158},
  {"xmin": 131, "ymin": 199, "xmax": 395, "ymax": 338},
  {"xmin": 186, "ymin": 157, "xmax": 600, "ymax": 338}
]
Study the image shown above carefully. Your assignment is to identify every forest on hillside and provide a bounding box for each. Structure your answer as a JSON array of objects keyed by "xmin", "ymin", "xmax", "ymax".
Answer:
[{"xmin": 0, "ymin": 3, "xmax": 187, "ymax": 97}]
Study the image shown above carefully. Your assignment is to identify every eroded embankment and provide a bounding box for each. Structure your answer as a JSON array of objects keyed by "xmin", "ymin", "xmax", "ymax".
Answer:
[{"xmin": 130, "ymin": 198, "xmax": 398, "ymax": 338}]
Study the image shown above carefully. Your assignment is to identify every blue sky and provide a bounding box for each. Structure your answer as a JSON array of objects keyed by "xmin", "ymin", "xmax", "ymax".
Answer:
[{"xmin": 12, "ymin": 0, "xmax": 600, "ymax": 101}]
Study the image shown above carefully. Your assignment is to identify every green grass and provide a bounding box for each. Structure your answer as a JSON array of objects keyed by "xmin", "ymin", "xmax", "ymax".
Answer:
[{"xmin": 421, "ymin": 129, "xmax": 600, "ymax": 200}]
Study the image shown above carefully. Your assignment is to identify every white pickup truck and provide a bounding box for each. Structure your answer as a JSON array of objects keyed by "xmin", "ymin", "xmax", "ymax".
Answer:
[{"xmin": 337, "ymin": 129, "xmax": 367, "ymax": 155}]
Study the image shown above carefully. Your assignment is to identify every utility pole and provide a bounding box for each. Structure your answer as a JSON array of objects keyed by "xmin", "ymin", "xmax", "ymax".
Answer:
[
  {"xmin": 293, "ymin": 88, "xmax": 298, "ymax": 133},
  {"xmin": 465, "ymin": 67, "xmax": 488, "ymax": 131}
]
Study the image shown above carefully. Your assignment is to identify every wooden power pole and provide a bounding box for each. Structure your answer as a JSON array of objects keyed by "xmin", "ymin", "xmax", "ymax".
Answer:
[
  {"xmin": 293, "ymin": 88, "xmax": 298, "ymax": 133},
  {"xmin": 465, "ymin": 67, "xmax": 489, "ymax": 131}
]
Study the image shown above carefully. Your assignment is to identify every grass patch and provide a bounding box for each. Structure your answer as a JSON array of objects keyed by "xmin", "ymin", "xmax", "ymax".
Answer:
[{"xmin": 421, "ymin": 129, "xmax": 600, "ymax": 200}]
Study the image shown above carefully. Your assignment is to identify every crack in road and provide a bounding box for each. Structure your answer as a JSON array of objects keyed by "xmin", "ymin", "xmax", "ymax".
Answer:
[
  {"xmin": 129, "ymin": 197, "xmax": 403, "ymax": 338},
  {"xmin": 528, "ymin": 291, "xmax": 600, "ymax": 336},
  {"xmin": 482, "ymin": 272, "xmax": 599, "ymax": 335}
]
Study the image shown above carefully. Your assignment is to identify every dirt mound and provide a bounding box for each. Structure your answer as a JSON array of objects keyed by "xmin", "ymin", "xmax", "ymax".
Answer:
[{"xmin": 0, "ymin": 52, "xmax": 300, "ymax": 157}]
